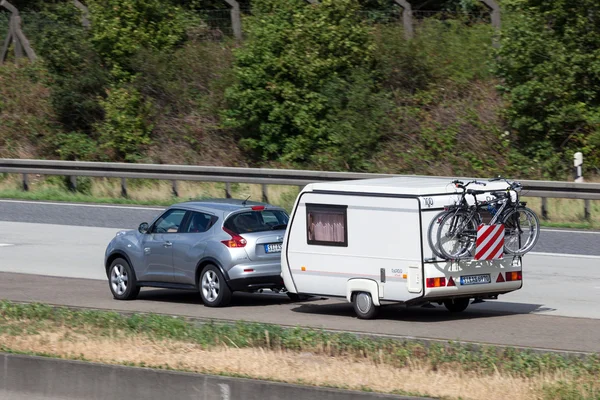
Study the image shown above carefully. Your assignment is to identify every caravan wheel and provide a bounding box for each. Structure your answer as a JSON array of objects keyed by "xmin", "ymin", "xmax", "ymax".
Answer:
[
  {"xmin": 443, "ymin": 298, "xmax": 470, "ymax": 313},
  {"xmin": 352, "ymin": 292, "xmax": 379, "ymax": 319}
]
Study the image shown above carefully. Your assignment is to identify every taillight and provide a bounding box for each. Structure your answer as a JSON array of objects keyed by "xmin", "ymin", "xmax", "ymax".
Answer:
[
  {"xmin": 426, "ymin": 277, "xmax": 446, "ymax": 288},
  {"xmin": 251, "ymin": 206, "xmax": 265, "ymax": 211},
  {"xmin": 221, "ymin": 227, "xmax": 247, "ymax": 248},
  {"xmin": 505, "ymin": 271, "xmax": 522, "ymax": 281}
]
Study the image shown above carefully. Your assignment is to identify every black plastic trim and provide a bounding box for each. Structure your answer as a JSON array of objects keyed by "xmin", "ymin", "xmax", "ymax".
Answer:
[{"xmin": 137, "ymin": 282, "xmax": 197, "ymax": 291}]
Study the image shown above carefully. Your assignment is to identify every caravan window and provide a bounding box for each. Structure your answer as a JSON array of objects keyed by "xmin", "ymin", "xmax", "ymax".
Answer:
[{"xmin": 306, "ymin": 204, "xmax": 348, "ymax": 247}]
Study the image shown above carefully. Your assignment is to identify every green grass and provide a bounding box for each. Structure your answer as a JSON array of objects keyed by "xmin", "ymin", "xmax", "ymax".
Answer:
[
  {"xmin": 0, "ymin": 187, "xmax": 176, "ymax": 206},
  {"xmin": 1, "ymin": 301, "xmax": 599, "ymax": 379}
]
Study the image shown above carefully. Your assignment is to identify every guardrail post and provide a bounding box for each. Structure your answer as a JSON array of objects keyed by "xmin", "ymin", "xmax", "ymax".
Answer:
[
  {"xmin": 541, "ymin": 197, "xmax": 548, "ymax": 220},
  {"xmin": 121, "ymin": 178, "xmax": 127, "ymax": 198},
  {"xmin": 584, "ymin": 199, "xmax": 591, "ymax": 222},
  {"xmin": 68, "ymin": 176, "xmax": 77, "ymax": 192},
  {"xmin": 172, "ymin": 180, "xmax": 178, "ymax": 197},
  {"xmin": 22, "ymin": 173, "xmax": 28, "ymax": 191},
  {"xmin": 262, "ymin": 184, "xmax": 268, "ymax": 203},
  {"xmin": 225, "ymin": 182, "xmax": 232, "ymax": 199}
]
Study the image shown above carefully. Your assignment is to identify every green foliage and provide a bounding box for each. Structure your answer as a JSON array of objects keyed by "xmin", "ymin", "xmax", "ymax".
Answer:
[
  {"xmin": 0, "ymin": 63, "xmax": 56, "ymax": 158},
  {"xmin": 87, "ymin": 0, "xmax": 188, "ymax": 78},
  {"xmin": 224, "ymin": 0, "xmax": 384, "ymax": 169},
  {"xmin": 52, "ymin": 132, "xmax": 99, "ymax": 161},
  {"xmin": 96, "ymin": 85, "xmax": 154, "ymax": 161},
  {"xmin": 32, "ymin": 2, "xmax": 109, "ymax": 134},
  {"xmin": 495, "ymin": 0, "xmax": 600, "ymax": 177}
]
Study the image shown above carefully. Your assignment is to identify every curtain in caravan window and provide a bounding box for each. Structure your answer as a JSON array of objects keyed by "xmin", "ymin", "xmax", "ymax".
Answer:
[{"xmin": 307, "ymin": 205, "xmax": 347, "ymax": 245}]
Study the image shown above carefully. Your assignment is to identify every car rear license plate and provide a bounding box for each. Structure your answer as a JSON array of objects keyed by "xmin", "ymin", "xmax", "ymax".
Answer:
[
  {"xmin": 264, "ymin": 243, "xmax": 282, "ymax": 253},
  {"xmin": 460, "ymin": 274, "xmax": 491, "ymax": 285}
]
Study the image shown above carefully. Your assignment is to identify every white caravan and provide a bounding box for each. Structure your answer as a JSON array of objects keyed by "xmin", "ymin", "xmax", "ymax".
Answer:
[{"xmin": 280, "ymin": 176, "xmax": 524, "ymax": 319}]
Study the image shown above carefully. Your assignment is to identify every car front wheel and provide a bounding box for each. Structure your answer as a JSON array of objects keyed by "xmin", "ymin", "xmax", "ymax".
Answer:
[
  {"xmin": 109, "ymin": 258, "xmax": 140, "ymax": 300},
  {"xmin": 199, "ymin": 265, "xmax": 232, "ymax": 307}
]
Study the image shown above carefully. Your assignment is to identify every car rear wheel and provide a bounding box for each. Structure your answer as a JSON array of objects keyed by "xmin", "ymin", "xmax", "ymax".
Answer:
[
  {"xmin": 199, "ymin": 265, "xmax": 232, "ymax": 307},
  {"xmin": 444, "ymin": 298, "xmax": 470, "ymax": 313},
  {"xmin": 109, "ymin": 258, "xmax": 140, "ymax": 300},
  {"xmin": 352, "ymin": 292, "xmax": 379, "ymax": 319}
]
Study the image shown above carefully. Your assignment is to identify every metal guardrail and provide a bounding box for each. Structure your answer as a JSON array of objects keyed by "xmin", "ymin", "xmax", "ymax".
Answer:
[{"xmin": 1, "ymin": 158, "xmax": 598, "ymax": 219}]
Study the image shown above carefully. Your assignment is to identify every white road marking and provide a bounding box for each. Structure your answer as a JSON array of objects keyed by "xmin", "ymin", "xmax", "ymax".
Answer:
[
  {"xmin": 0, "ymin": 199, "xmax": 163, "ymax": 211},
  {"xmin": 0, "ymin": 244, "xmax": 14, "ymax": 247},
  {"xmin": 541, "ymin": 228, "xmax": 600, "ymax": 235},
  {"xmin": 529, "ymin": 252, "xmax": 600, "ymax": 260}
]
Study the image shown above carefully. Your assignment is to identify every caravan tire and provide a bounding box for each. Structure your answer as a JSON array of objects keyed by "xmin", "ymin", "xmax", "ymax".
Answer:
[
  {"xmin": 443, "ymin": 298, "xmax": 470, "ymax": 313},
  {"xmin": 352, "ymin": 292, "xmax": 379, "ymax": 319}
]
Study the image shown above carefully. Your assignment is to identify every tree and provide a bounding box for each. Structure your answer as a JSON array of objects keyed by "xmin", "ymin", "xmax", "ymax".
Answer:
[
  {"xmin": 223, "ymin": 0, "xmax": 388, "ymax": 170},
  {"xmin": 495, "ymin": 0, "xmax": 600, "ymax": 176}
]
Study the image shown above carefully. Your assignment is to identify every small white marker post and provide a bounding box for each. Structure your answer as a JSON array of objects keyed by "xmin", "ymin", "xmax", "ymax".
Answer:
[
  {"xmin": 573, "ymin": 152, "xmax": 590, "ymax": 221},
  {"xmin": 574, "ymin": 152, "xmax": 584, "ymax": 183}
]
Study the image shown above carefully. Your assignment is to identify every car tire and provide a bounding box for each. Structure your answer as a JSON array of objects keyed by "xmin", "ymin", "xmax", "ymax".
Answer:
[
  {"xmin": 108, "ymin": 258, "xmax": 140, "ymax": 300},
  {"xmin": 287, "ymin": 292, "xmax": 309, "ymax": 302},
  {"xmin": 444, "ymin": 298, "xmax": 470, "ymax": 313},
  {"xmin": 199, "ymin": 264, "xmax": 232, "ymax": 307},
  {"xmin": 352, "ymin": 292, "xmax": 379, "ymax": 319}
]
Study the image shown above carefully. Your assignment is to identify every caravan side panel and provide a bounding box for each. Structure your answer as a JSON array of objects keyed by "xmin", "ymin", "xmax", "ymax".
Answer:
[{"xmin": 284, "ymin": 191, "xmax": 423, "ymax": 302}]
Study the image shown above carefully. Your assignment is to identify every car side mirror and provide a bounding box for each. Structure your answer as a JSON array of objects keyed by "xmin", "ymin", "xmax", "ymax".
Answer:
[{"xmin": 138, "ymin": 222, "xmax": 149, "ymax": 234}]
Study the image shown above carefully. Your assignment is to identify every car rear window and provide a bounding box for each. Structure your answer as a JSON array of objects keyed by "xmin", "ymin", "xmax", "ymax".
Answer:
[{"xmin": 224, "ymin": 210, "xmax": 289, "ymax": 234}]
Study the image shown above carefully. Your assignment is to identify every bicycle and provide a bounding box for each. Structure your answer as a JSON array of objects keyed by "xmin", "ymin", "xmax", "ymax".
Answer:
[
  {"xmin": 485, "ymin": 176, "xmax": 540, "ymax": 256},
  {"xmin": 431, "ymin": 177, "xmax": 540, "ymax": 260},
  {"xmin": 427, "ymin": 179, "xmax": 488, "ymax": 259}
]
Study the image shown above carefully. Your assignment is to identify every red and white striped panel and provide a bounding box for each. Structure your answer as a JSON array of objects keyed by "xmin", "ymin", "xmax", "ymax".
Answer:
[{"xmin": 475, "ymin": 224, "xmax": 505, "ymax": 260}]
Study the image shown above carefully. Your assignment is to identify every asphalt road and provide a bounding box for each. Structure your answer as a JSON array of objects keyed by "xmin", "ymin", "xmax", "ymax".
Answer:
[
  {"xmin": 0, "ymin": 199, "xmax": 598, "ymax": 256},
  {"xmin": 1, "ymin": 218, "xmax": 600, "ymax": 352},
  {"xmin": 1, "ymin": 200, "xmax": 600, "ymax": 353}
]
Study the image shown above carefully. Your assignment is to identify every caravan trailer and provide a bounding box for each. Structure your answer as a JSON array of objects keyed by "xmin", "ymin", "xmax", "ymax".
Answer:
[{"xmin": 280, "ymin": 177, "xmax": 524, "ymax": 319}]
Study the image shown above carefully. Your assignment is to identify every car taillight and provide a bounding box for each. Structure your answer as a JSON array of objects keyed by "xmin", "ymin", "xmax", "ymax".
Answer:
[
  {"xmin": 505, "ymin": 271, "xmax": 522, "ymax": 281},
  {"xmin": 426, "ymin": 277, "xmax": 446, "ymax": 288},
  {"xmin": 221, "ymin": 227, "xmax": 247, "ymax": 248}
]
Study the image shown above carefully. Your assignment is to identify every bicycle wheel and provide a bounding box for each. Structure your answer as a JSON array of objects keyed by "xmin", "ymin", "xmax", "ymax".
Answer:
[
  {"xmin": 436, "ymin": 210, "xmax": 479, "ymax": 260},
  {"xmin": 502, "ymin": 206, "xmax": 540, "ymax": 255},
  {"xmin": 427, "ymin": 210, "xmax": 448, "ymax": 259}
]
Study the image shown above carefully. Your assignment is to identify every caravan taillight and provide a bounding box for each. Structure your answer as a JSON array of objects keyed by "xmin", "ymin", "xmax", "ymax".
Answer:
[
  {"xmin": 505, "ymin": 271, "xmax": 522, "ymax": 281},
  {"xmin": 221, "ymin": 227, "xmax": 247, "ymax": 248},
  {"xmin": 426, "ymin": 277, "xmax": 446, "ymax": 288}
]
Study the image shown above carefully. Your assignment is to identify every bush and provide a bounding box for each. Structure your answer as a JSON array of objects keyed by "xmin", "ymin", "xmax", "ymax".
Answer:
[
  {"xmin": 0, "ymin": 63, "xmax": 56, "ymax": 159},
  {"xmin": 96, "ymin": 85, "xmax": 153, "ymax": 162},
  {"xmin": 88, "ymin": 0, "xmax": 189, "ymax": 79}
]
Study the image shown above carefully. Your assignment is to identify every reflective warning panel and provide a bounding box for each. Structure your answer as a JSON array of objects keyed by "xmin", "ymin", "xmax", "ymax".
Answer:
[{"xmin": 475, "ymin": 224, "xmax": 504, "ymax": 260}]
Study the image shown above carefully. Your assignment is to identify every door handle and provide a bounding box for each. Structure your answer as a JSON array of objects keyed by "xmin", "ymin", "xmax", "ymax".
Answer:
[{"xmin": 163, "ymin": 241, "xmax": 172, "ymax": 248}]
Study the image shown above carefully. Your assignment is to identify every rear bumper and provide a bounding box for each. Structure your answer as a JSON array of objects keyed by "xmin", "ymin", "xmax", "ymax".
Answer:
[
  {"xmin": 225, "ymin": 261, "xmax": 283, "ymax": 291},
  {"xmin": 227, "ymin": 275, "xmax": 285, "ymax": 292},
  {"xmin": 227, "ymin": 261, "xmax": 281, "ymax": 281}
]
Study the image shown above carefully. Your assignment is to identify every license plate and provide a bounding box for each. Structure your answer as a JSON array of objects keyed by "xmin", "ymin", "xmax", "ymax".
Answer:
[
  {"xmin": 264, "ymin": 243, "xmax": 282, "ymax": 253},
  {"xmin": 460, "ymin": 274, "xmax": 491, "ymax": 285}
]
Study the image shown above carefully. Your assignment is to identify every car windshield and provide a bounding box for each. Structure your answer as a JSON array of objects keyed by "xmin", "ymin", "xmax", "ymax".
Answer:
[{"xmin": 224, "ymin": 210, "xmax": 289, "ymax": 234}]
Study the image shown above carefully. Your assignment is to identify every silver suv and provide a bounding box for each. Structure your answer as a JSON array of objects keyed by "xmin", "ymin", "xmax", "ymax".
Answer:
[{"xmin": 104, "ymin": 199, "xmax": 289, "ymax": 307}]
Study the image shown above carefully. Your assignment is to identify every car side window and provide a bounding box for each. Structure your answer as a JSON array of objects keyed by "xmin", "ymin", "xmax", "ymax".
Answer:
[
  {"xmin": 185, "ymin": 212, "xmax": 217, "ymax": 233},
  {"xmin": 151, "ymin": 209, "xmax": 187, "ymax": 234}
]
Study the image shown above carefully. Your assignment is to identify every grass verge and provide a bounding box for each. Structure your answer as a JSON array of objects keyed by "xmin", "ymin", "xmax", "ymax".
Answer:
[{"xmin": 0, "ymin": 301, "xmax": 599, "ymax": 400}]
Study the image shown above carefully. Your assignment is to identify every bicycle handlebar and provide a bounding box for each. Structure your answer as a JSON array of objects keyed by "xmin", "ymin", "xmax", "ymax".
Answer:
[{"xmin": 452, "ymin": 179, "xmax": 487, "ymax": 190}]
